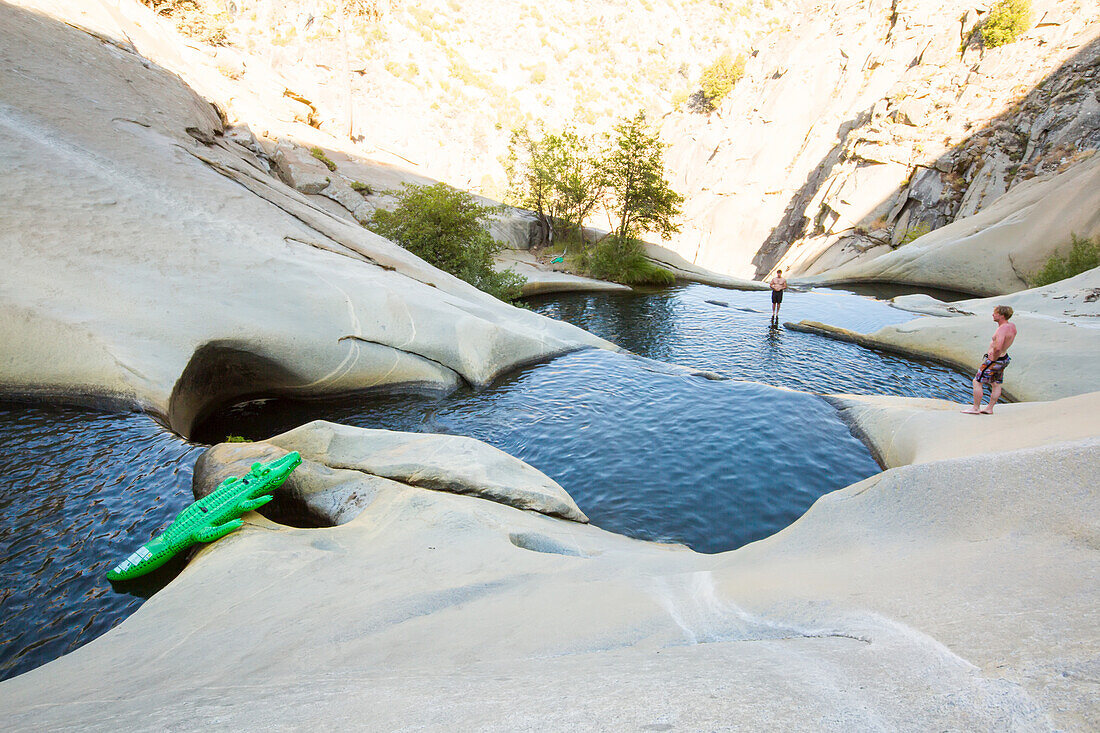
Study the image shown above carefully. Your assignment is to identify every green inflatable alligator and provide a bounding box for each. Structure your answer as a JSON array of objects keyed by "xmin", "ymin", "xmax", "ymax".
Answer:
[{"xmin": 106, "ymin": 451, "xmax": 302, "ymax": 581}]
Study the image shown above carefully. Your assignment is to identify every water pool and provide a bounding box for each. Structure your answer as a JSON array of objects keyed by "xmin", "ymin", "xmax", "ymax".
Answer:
[{"xmin": 0, "ymin": 283, "xmax": 972, "ymax": 680}]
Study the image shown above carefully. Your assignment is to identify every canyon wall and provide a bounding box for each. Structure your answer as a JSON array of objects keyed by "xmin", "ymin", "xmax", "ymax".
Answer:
[
  {"xmin": 112, "ymin": 0, "xmax": 1100, "ymax": 285},
  {"xmin": 661, "ymin": 0, "xmax": 1099, "ymax": 280}
]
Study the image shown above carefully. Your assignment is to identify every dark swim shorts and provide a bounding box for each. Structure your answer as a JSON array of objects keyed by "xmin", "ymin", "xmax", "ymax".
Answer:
[
  {"xmin": 771, "ymin": 289, "xmax": 784, "ymax": 304},
  {"xmin": 976, "ymin": 353, "xmax": 1010, "ymax": 384}
]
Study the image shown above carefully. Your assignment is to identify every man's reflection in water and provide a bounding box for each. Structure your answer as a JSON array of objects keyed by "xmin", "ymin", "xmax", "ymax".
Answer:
[{"xmin": 764, "ymin": 319, "xmax": 783, "ymax": 354}]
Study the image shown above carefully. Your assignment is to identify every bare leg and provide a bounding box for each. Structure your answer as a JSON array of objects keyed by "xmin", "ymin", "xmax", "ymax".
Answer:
[
  {"xmin": 982, "ymin": 382, "xmax": 1003, "ymax": 413},
  {"xmin": 962, "ymin": 379, "xmax": 984, "ymax": 413}
]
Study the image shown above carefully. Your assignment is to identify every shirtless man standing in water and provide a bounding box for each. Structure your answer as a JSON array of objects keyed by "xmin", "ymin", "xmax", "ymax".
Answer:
[
  {"xmin": 963, "ymin": 305, "xmax": 1017, "ymax": 414},
  {"xmin": 769, "ymin": 269, "xmax": 788, "ymax": 321}
]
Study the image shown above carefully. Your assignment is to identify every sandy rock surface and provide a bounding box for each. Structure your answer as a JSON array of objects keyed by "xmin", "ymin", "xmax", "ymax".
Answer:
[
  {"xmin": 0, "ymin": 2, "xmax": 610, "ymax": 437},
  {"xmin": 1, "ymin": 430, "xmax": 1095, "ymax": 730},
  {"xmin": 493, "ymin": 250, "xmax": 632, "ymax": 296},
  {"xmin": 829, "ymin": 391, "xmax": 1100, "ymax": 467}
]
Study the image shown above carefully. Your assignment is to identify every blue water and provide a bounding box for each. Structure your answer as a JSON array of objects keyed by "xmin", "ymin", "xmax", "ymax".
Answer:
[
  {"xmin": 0, "ymin": 284, "xmax": 972, "ymax": 681},
  {"xmin": 527, "ymin": 283, "xmax": 971, "ymax": 400},
  {"xmin": 0, "ymin": 404, "xmax": 200, "ymax": 681},
  {"xmin": 196, "ymin": 348, "xmax": 882, "ymax": 553}
]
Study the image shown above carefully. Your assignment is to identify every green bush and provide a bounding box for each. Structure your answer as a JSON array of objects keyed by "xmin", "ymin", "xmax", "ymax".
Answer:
[
  {"xmin": 1030, "ymin": 234, "xmax": 1100, "ymax": 286},
  {"xmin": 369, "ymin": 183, "xmax": 526, "ymax": 302},
  {"xmin": 577, "ymin": 236, "xmax": 676, "ymax": 286},
  {"xmin": 981, "ymin": 0, "xmax": 1032, "ymax": 47},
  {"xmin": 699, "ymin": 52, "xmax": 746, "ymax": 107},
  {"xmin": 309, "ymin": 147, "xmax": 337, "ymax": 171},
  {"xmin": 224, "ymin": 435, "xmax": 251, "ymax": 443},
  {"xmin": 899, "ymin": 223, "xmax": 932, "ymax": 245},
  {"xmin": 351, "ymin": 181, "xmax": 372, "ymax": 194}
]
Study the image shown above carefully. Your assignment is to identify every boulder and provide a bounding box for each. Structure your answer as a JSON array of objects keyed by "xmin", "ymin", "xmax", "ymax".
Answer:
[
  {"xmin": 194, "ymin": 421, "xmax": 588, "ymax": 523},
  {"xmin": 891, "ymin": 267, "xmax": 1100, "ymax": 320},
  {"xmin": 272, "ymin": 141, "xmax": 332, "ymax": 194},
  {"xmin": 319, "ymin": 176, "xmax": 366, "ymax": 213},
  {"xmin": 486, "ymin": 208, "xmax": 539, "ymax": 250}
]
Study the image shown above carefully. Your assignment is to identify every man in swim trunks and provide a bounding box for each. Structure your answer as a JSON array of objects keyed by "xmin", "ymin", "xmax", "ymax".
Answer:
[
  {"xmin": 769, "ymin": 269, "xmax": 788, "ymax": 321},
  {"xmin": 963, "ymin": 305, "xmax": 1017, "ymax": 414}
]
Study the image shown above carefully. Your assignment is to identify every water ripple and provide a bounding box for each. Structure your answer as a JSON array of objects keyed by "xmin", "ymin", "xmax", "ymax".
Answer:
[{"xmin": 1, "ymin": 284, "xmax": 973, "ymax": 680}]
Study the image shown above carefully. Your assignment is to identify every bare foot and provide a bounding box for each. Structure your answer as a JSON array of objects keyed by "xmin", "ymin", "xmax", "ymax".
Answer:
[
  {"xmin": 980, "ymin": 407, "xmax": 994, "ymax": 414},
  {"xmin": 961, "ymin": 407, "xmax": 982, "ymax": 414}
]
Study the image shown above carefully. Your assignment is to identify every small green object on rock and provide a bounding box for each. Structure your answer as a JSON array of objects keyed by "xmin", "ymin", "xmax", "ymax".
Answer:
[
  {"xmin": 550, "ymin": 256, "xmax": 565, "ymax": 264},
  {"xmin": 106, "ymin": 451, "xmax": 301, "ymax": 581}
]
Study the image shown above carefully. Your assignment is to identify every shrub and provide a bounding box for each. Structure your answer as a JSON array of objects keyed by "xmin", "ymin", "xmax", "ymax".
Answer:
[
  {"xmin": 140, "ymin": 0, "xmax": 230, "ymax": 45},
  {"xmin": 351, "ymin": 181, "xmax": 372, "ymax": 194},
  {"xmin": 310, "ymin": 147, "xmax": 337, "ymax": 171},
  {"xmin": 699, "ymin": 52, "xmax": 746, "ymax": 107},
  {"xmin": 899, "ymin": 223, "xmax": 931, "ymax": 245},
  {"xmin": 577, "ymin": 236, "xmax": 676, "ymax": 286},
  {"xmin": 448, "ymin": 58, "xmax": 490, "ymax": 90},
  {"xmin": 1030, "ymin": 234, "xmax": 1100, "ymax": 286},
  {"xmin": 224, "ymin": 435, "xmax": 251, "ymax": 443},
  {"xmin": 368, "ymin": 183, "xmax": 526, "ymax": 302},
  {"xmin": 981, "ymin": 0, "xmax": 1032, "ymax": 47}
]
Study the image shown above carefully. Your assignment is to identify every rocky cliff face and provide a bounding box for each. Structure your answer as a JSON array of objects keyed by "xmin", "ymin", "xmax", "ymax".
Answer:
[
  {"xmin": 661, "ymin": 0, "xmax": 1100, "ymax": 279},
  {"xmin": 157, "ymin": 0, "xmax": 780, "ymax": 197},
  {"xmin": 126, "ymin": 0, "xmax": 1099, "ymax": 285}
]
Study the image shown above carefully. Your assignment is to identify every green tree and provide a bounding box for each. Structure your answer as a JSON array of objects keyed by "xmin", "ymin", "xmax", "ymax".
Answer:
[
  {"xmin": 601, "ymin": 111, "xmax": 684, "ymax": 244},
  {"xmin": 369, "ymin": 183, "xmax": 526, "ymax": 302},
  {"xmin": 568, "ymin": 112, "xmax": 681, "ymax": 287},
  {"xmin": 506, "ymin": 126, "xmax": 605, "ymax": 247},
  {"xmin": 699, "ymin": 52, "xmax": 746, "ymax": 108},
  {"xmin": 980, "ymin": 0, "xmax": 1032, "ymax": 47}
]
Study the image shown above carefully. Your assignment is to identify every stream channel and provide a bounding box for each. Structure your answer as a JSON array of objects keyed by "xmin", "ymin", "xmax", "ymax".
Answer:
[{"xmin": 0, "ymin": 283, "xmax": 972, "ymax": 680}]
